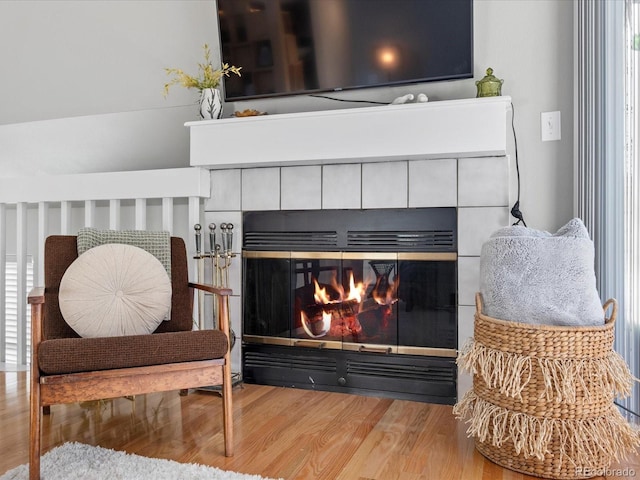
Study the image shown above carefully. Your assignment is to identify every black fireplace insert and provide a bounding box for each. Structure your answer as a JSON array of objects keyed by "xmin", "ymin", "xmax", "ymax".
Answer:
[{"xmin": 242, "ymin": 208, "xmax": 458, "ymax": 404}]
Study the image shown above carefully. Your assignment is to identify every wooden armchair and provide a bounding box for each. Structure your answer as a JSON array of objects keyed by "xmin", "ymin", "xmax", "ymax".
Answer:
[{"xmin": 29, "ymin": 235, "xmax": 233, "ymax": 480}]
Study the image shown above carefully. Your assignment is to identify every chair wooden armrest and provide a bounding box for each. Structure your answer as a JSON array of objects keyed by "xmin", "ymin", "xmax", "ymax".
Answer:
[
  {"xmin": 188, "ymin": 283, "xmax": 233, "ymax": 342},
  {"xmin": 28, "ymin": 287, "xmax": 45, "ymax": 305}
]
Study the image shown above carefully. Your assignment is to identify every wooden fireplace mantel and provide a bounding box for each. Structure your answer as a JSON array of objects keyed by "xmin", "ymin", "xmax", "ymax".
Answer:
[{"xmin": 186, "ymin": 96, "xmax": 512, "ymax": 170}]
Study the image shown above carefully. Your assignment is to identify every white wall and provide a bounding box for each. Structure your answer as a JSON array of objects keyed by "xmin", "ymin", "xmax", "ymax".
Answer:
[
  {"xmin": 0, "ymin": 0, "xmax": 219, "ymax": 124},
  {"xmin": 0, "ymin": 0, "xmax": 573, "ymax": 232}
]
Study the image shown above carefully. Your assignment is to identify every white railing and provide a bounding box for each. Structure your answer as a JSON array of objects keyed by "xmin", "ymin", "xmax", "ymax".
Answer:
[{"xmin": 0, "ymin": 167, "xmax": 211, "ymax": 366}]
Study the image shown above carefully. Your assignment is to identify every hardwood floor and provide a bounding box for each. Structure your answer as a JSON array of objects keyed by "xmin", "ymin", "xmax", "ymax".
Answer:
[{"xmin": 2, "ymin": 370, "xmax": 639, "ymax": 479}]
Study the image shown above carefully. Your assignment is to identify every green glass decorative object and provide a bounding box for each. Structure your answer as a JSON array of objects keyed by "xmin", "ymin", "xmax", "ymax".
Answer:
[{"xmin": 476, "ymin": 67, "xmax": 503, "ymax": 98}]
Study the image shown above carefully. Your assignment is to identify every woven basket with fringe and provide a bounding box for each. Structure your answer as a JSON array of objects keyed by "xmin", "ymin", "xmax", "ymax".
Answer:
[{"xmin": 453, "ymin": 293, "xmax": 639, "ymax": 479}]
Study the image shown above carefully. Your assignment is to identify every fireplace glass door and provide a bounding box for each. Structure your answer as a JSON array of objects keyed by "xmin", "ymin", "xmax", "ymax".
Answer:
[
  {"xmin": 244, "ymin": 251, "xmax": 456, "ymax": 354},
  {"xmin": 243, "ymin": 252, "xmax": 291, "ymax": 342},
  {"xmin": 397, "ymin": 255, "xmax": 457, "ymax": 351}
]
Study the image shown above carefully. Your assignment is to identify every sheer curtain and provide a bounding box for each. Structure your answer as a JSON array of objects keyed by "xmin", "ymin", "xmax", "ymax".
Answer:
[{"xmin": 575, "ymin": 0, "xmax": 639, "ymax": 415}]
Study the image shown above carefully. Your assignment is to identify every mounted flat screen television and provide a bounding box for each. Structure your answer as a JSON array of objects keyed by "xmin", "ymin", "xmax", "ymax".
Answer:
[{"xmin": 217, "ymin": 0, "xmax": 474, "ymax": 102}]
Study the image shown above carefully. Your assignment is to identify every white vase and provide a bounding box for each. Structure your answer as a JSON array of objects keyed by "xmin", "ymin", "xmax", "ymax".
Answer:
[{"xmin": 199, "ymin": 88, "xmax": 223, "ymax": 120}]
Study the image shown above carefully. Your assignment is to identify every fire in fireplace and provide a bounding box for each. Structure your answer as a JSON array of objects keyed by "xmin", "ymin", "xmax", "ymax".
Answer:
[
  {"xmin": 296, "ymin": 255, "xmax": 399, "ymax": 344},
  {"xmin": 242, "ymin": 208, "xmax": 458, "ymax": 404}
]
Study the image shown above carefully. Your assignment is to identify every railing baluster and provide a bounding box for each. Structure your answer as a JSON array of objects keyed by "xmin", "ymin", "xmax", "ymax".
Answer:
[
  {"xmin": 16, "ymin": 202, "xmax": 28, "ymax": 366},
  {"xmin": 109, "ymin": 199, "xmax": 121, "ymax": 230},
  {"xmin": 37, "ymin": 202, "xmax": 48, "ymax": 287},
  {"xmin": 162, "ymin": 197, "xmax": 174, "ymax": 234},
  {"xmin": 188, "ymin": 196, "xmax": 200, "ymax": 283},
  {"xmin": 135, "ymin": 198, "xmax": 147, "ymax": 230},
  {"xmin": 84, "ymin": 200, "xmax": 96, "ymax": 228},
  {"xmin": 188, "ymin": 196, "xmax": 201, "ymax": 324},
  {"xmin": 61, "ymin": 201, "xmax": 72, "ymax": 234}
]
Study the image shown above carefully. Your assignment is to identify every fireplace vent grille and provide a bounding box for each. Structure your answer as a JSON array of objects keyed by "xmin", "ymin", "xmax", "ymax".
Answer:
[
  {"xmin": 244, "ymin": 351, "xmax": 338, "ymax": 373},
  {"xmin": 244, "ymin": 231, "xmax": 338, "ymax": 250},
  {"xmin": 346, "ymin": 230, "xmax": 455, "ymax": 251},
  {"xmin": 243, "ymin": 208, "xmax": 457, "ymax": 252},
  {"xmin": 347, "ymin": 359, "xmax": 455, "ymax": 382},
  {"xmin": 243, "ymin": 230, "xmax": 455, "ymax": 251}
]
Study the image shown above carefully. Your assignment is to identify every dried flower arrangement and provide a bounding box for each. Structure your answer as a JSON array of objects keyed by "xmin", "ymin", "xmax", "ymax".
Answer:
[{"xmin": 164, "ymin": 44, "xmax": 241, "ymax": 96}]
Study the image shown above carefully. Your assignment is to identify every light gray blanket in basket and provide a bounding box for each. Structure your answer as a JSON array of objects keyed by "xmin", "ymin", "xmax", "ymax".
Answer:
[{"xmin": 479, "ymin": 218, "xmax": 604, "ymax": 326}]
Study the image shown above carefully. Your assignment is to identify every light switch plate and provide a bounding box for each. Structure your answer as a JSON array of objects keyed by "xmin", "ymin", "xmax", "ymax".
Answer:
[{"xmin": 541, "ymin": 111, "xmax": 561, "ymax": 142}]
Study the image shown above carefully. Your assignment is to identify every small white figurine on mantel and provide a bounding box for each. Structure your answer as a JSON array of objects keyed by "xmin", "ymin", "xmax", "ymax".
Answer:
[
  {"xmin": 390, "ymin": 93, "xmax": 429, "ymax": 105},
  {"xmin": 391, "ymin": 93, "xmax": 414, "ymax": 104}
]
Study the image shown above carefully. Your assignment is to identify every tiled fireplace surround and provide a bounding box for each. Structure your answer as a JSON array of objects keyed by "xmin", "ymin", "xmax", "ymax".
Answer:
[{"xmin": 191, "ymin": 97, "xmax": 512, "ymax": 400}]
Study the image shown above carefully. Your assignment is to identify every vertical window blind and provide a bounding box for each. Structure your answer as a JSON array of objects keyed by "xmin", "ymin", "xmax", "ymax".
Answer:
[
  {"xmin": 575, "ymin": 0, "xmax": 639, "ymax": 416},
  {"xmin": 3, "ymin": 256, "xmax": 33, "ymax": 366},
  {"xmin": 623, "ymin": 0, "xmax": 640, "ymax": 416}
]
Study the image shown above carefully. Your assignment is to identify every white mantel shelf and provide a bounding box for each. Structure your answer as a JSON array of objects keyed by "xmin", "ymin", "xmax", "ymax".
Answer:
[{"xmin": 187, "ymin": 96, "xmax": 512, "ymax": 169}]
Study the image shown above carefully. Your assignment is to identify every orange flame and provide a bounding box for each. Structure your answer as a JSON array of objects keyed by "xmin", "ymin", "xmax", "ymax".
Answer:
[
  {"xmin": 313, "ymin": 279, "xmax": 333, "ymax": 304},
  {"xmin": 345, "ymin": 273, "xmax": 365, "ymax": 302},
  {"xmin": 304, "ymin": 270, "xmax": 398, "ymax": 339},
  {"xmin": 313, "ymin": 273, "xmax": 366, "ymax": 305},
  {"xmin": 372, "ymin": 274, "xmax": 399, "ymax": 306}
]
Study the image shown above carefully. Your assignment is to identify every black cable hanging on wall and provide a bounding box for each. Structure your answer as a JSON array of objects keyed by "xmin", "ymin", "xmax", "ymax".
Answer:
[
  {"xmin": 308, "ymin": 93, "xmax": 388, "ymax": 105},
  {"xmin": 510, "ymin": 102, "xmax": 527, "ymax": 227},
  {"xmin": 311, "ymin": 94, "xmax": 528, "ymax": 226}
]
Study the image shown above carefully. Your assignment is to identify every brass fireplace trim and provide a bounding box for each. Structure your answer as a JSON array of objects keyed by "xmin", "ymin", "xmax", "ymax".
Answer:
[
  {"xmin": 342, "ymin": 252, "xmax": 398, "ymax": 261},
  {"xmin": 293, "ymin": 339, "xmax": 342, "ymax": 350},
  {"xmin": 398, "ymin": 252, "xmax": 457, "ymax": 261},
  {"xmin": 397, "ymin": 346, "xmax": 458, "ymax": 358},
  {"xmin": 243, "ymin": 251, "xmax": 291, "ymax": 259},
  {"xmin": 243, "ymin": 335, "xmax": 456, "ymax": 357},
  {"xmin": 291, "ymin": 251, "xmax": 342, "ymax": 260},
  {"xmin": 243, "ymin": 335, "xmax": 293, "ymax": 346}
]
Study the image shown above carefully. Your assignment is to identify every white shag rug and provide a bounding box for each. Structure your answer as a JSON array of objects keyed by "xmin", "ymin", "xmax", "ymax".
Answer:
[{"xmin": 1, "ymin": 442, "xmax": 280, "ymax": 480}]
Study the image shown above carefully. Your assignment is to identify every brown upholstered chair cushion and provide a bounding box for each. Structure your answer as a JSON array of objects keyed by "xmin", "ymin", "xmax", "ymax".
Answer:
[
  {"xmin": 38, "ymin": 330, "xmax": 228, "ymax": 374},
  {"xmin": 38, "ymin": 235, "xmax": 228, "ymax": 375}
]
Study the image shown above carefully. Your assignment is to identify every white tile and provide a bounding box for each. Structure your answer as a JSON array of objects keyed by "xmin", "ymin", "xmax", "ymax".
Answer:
[
  {"xmin": 281, "ymin": 165, "xmax": 322, "ymax": 210},
  {"xmin": 408, "ymin": 159, "xmax": 457, "ymax": 207},
  {"xmin": 322, "ymin": 163, "xmax": 362, "ymax": 209},
  {"xmin": 458, "ymin": 305, "xmax": 475, "ymax": 348},
  {"xmin": 241, "ymin": 168, "xmax": 280, "ymax": 211},
  {"xmin": 458, "ymin": 156, "xmax": 509, "ymax": 206},
  {"xmin": 458, "ymin": 256, "xmax": 480, "ymax": 307},
  {"xmin": 205, "ymin": 169, "xmax": 241, "ymax": 211},
  {"xmin": 362, "ymin": 161, "xmax": 408, "ymax": 209},
  {"xmin": 458, "ymin": 207, "xmax": 509, "ymax": 256}
]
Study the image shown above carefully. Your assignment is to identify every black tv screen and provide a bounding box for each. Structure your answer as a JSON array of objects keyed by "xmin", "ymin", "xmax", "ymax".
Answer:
[{"xmin": 217, "ymin": 0, "xmax": 473, "ymax": 101}]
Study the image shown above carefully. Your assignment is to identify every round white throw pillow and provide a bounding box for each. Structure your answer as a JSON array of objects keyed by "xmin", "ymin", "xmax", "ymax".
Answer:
[{"xmin": 59, "ymin": 243, "xmax": 172, "ymax": 338}]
